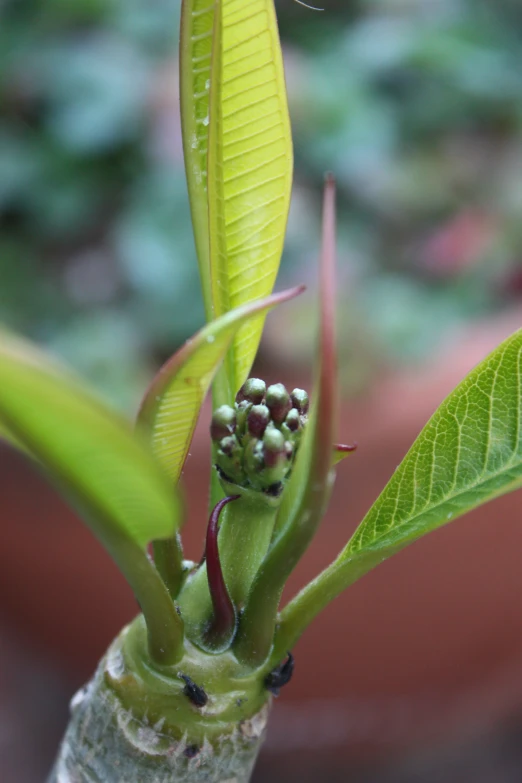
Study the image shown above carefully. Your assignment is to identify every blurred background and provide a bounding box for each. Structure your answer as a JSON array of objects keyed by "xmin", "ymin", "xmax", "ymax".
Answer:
[{"xmin": 2, "ymin": 0, "xmax": 522, "ymax": 780}]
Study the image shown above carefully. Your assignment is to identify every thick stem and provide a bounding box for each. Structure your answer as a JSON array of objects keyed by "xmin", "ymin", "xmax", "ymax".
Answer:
[{"xmin": 49, "ymin": 617, "xmax": 271, "ymax": 783}]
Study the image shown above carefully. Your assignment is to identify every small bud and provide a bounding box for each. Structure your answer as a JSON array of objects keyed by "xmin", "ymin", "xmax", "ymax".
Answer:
[
  {"xmin": 243, "ymin": 439, "xmax": 265, "ymax": 490},
  {"xmin": 216, "ymin": 436, "xmax": 245, "ymax": 484},
  {"xmin": 247, "ymin": 404, "xmax": 270, "ymax": 438},
  {"xmin": 285, "ymin": 441, "xmax": 294, "ymax": 459},
  {"xmin": 211, "ymin": 405, "xmax": 237, "ymax": 441},
  {"xmin": 284, "ymin": 409, "xmax": 301, "ymax": 433},
  {"xmin": 235, "ymin": 400, "xmax": 252, "ymax": 437},
  {"xmin": 291, "ymin": 388, "xmax": 309, "ymax": 415},
  {"xmin": 219, "ymin": 436, "xmax": 236, "ymax": 456},
  {"xmin": 236, "ymin": 378, "xmax": 266, "ymax": 405},
  {"xmin": 266, "ymin": 383, "xmax": 292, "ymax": 424},
  {"xmin": 262, "ymin": 427, "xmax": 286, "ymax": 468}
]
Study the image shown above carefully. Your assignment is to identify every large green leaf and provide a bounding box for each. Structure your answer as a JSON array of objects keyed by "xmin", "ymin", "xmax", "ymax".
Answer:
[
  {"xmin": 271, "ymin": 329, "xmax": 522, "ymax": 664},
  {"xmin": 208, "ymin": 0, "xmax": 293, "ymax": 396},
  {"xmin": 0, "ymin": 330, "xmax": 185, "ymax": 662},
  {"xmin": 137, "ymin": 285, "xmax": 303, "ymax": 486},
  {"xmin": 180, "ymin": 0, "xmax": 215, "ymax": 319},
  {"xmin": 0, "ymin": 331, "xmax": 181, "ymax": 550}
]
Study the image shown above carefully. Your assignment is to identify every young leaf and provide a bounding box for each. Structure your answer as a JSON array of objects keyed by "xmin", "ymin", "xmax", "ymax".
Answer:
[
  {"xmin": 271, "ymin": 328, "xmax": 522, "ymax": 664},
  {"xmin": 180, "ymin": 0, "xmax": 215, "ymax": 319},
  {"xmin": 0, "ymin": 330, "xmax": 184, "ymax": 664},
  {"xmin": 137, "ymin": 285, "xmax": 304, "ymax": 486},
  {"xmin": 235, "ymin": 176, "xmax": 338, "ymax": 666},
  {"xmin": 208, "ymin": 0, "xmax": 293, "ymax": 397}
]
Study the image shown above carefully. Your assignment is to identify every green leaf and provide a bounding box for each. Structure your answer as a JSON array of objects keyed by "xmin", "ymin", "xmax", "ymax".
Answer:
[
  {"xmin": 271, "ymin": 328, "xmax": 522, "ymax": 665},
  {"xmin": 137, "ymin": 285, "xmax": 304, "ymax": 486},
  {"xmin": 235, "ymin": 177, "xmax": 338, "ymax": 667},
  {"xmin": 0, "ymin": 330, "xmax": 185, "ymax": 663},
  {"xmin": 208, "ymin": 0, "xmax": 293, "ymax": 396},
  {"xmin": 180, "ymin": 0, "xmax": 215, "ymax": 320},
  {"xmin": 0, "ymin": 331, "xmax": 181, "ymax": 549}
]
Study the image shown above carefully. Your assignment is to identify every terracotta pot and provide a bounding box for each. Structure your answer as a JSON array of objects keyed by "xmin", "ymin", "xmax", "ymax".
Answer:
[{"xmin": 2, "ymin": 309, "xmax": 522, "ymax": 765}]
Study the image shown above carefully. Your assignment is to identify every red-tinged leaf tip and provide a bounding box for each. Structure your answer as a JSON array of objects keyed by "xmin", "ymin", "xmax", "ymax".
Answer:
[
  {"xmin": 205, "ymin": 495, "xmax": 240, "ymax": 645},
  {"xmin": 335, "ymin": 442, "xmax": 358, "ymax": 453},
  {"xmin": 333, "ymin": 442, "xmax": 358, "ymax": 466}
]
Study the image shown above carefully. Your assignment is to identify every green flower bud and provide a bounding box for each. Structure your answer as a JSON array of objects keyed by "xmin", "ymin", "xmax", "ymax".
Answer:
[
  {"xmin": 284, "ymin": 408, "xmax": 301, "ymax": 433},
  {"xmin": 235, "ymin": 400, "xmax": 252, "ymax": 437},
  {"xmin": 291, "ymin": 388, "xmax": 309, "ymax": 415},
  {"xmin": 212, "ymin": 378, "xmax": 310, "ymax": 498},
  {"xmin": 266, "ymin": 383, "xmax": 292, "ymax": 424},
  {"xmin": 216, "ymin": 435, "xmax": 245, "ymax": 485},
  {"xmin": 210, "ymin": 405, "xmax": 237, "ymax": 442},
  {"xmin": 247, "ymin": 404, "xmax": 270, "ymax": 438},
  {"xmin": 262, "ymin": 427, "xmax": 286, "ymax": 468},
  {"xmin": 236, "ymin": 378, "xmax": 266, "ymax": 405}
]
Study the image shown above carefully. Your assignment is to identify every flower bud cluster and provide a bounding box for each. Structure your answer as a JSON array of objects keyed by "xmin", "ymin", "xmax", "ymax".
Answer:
[{"xmin": 211, "ymin": 379, "xmax": 309, "ymax": 496}]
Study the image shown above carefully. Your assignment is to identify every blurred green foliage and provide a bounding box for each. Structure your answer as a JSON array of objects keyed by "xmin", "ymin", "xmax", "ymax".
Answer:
[{"xmin": 1, "ymin": 0, "xmax": 522, "ymax": 406}]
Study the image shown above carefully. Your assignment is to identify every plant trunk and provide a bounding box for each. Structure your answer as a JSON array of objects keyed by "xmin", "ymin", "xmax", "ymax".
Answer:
[{"xmin": 49, "ymin": 618, "xmax": 271, "ymax": 783}]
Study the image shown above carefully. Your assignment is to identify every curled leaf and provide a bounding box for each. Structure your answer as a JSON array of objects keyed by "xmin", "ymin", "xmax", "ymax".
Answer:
[{"xmin": 180, "ymin": 0, "xmax": 215, "ymax": 318}]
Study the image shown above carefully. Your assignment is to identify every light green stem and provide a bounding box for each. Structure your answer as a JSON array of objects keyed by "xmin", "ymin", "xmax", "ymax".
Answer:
[
  {"xmin": 152, "ymin": 535, "xmax": 184, "ymax": 600},
  {"xmin": 49, "ymin": 617, "xmax": 271, "ymax": 783}
]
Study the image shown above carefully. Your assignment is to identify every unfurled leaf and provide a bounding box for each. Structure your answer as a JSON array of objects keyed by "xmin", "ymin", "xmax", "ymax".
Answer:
[
  {"xmin": 235, "ymin": 177, "xmax": 338, "ymax": 666},
  {"xmin": 180, "ymin": 0, "xmax": 215, "ymax": 318},
  {"xmin": 272, "ymin": 328, "xmax": 522, "ymax": 663},
  {"xmin": 346, "ymin": 329, "xmax": 522, "ymax": 556},
  {"xmin": 0, "ymin": 331, "xmax": 181, "ymax": 551},
  {"xmin": 208, "ymin": 0, "xmax": 293, "ymax": 395},
  {"xmin": 137, "ymin": 286, "xmax": 304, "ymax": 486}
]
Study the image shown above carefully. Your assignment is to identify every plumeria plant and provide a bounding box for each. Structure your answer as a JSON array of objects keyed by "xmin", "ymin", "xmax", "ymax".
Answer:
[{"xmin": 1, "ymin": 2, "xmax": 522, "ymax": 782}]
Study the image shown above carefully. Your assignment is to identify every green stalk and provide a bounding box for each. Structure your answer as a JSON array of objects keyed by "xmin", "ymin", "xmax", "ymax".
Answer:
[
  {"xmin": 49, "ymin": 616, "xmax": 271, "ymax": 783},
  {"xmin": 152, "ymin": 535, "xmax": 184, "ymax": 600},
  {"xmin": 105, "ymin": 529, "xmax": 185, "ymax": 666}
]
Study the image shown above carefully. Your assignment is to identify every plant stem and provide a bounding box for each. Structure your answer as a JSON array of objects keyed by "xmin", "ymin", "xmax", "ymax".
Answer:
[
  {"xmin": 111, "ymin": 533, "xmax": 185, "ymax": 665},
  {"xmin": 49, "ymin": 617, "xmax": 271, "ymax": 783},
  {"xmin": 153, "ymin": 535, "xmax": 184, "ymax": 599}
]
